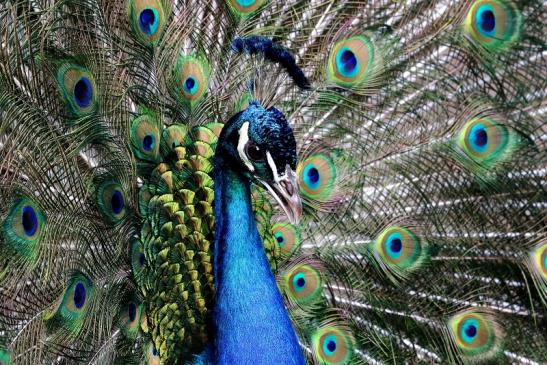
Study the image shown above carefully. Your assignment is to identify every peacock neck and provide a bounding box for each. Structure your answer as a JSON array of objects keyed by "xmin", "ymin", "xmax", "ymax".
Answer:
[{"xmin": 212, "ymin": 159, "xmax": 305, "ymax": 365}]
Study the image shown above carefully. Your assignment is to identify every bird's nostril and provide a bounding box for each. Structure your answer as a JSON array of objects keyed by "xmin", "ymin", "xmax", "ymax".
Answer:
[{"xmin": 281, "ymin": 180, "xmax": 294, "ymax": 196}]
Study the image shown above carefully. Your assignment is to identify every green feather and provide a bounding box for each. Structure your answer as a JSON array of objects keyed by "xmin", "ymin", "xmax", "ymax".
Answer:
[
  {"xmin": 226, "ymin": 0, "xmax": 267, "ymax": 18},
  {"xmin": 56, "ymin": 64, "xmax": 98, "ymax": 116},
  {"xmin": 161, "ymin": 124, "xmax": 188, "ymax": 156},
  {"xmin": 119, "ymin": 299, "xmax": 144, "ymax": 340},
  {"xmin": 283, "ymin": 263, "xmax": 323, "ymax": 305},
  {"xmin": 0, "ymin": 0, "xmax": 545, "ymax": 364},
  {"xmin": 44, "ymin": 273, "xmax": 93, "ymax": 334},
  {"xmin": 1, "ymin": 198, "xmax": 45, "ymax": 262},
  {"xmin": 463, "ymin": 0, "xmax": 523, "ymax": 52},
  {"xmin": 96, "ymin": 181, "xmax": 128, "ymax": 224},
  {"xmin": 370, "ymin": 226, "xmax": 428, "ymax": 279},
  {"xmin": 454, "ymin": 117, "xmax": 521, "ymax": 172},
  {"xmin": 128, "ymin": 0, "xmax": 167, "ymax": 46},
  {"xmin": 171, "ymin": 55, "xmax": 210, "ymax": 108},
  {"xmin": 0, "ymin": 350, "xmax": 11, "ymax": 365},
  {"xmin": 130, "ymin": 112, "xmax": 161, "ymax": 163},
  {"xmin": 447, "ymin": 310, "xmax": 502, "ymax": 362},
  {"xmin": 272, "ymin": 223, "xmax": 301, "ymax": 257},
  {"xmin": 311, "ymin": 325, "xmax": 354, "ymax": 365},
  {"xmin": 327, "ymin": 35, "xmax": 376, "ymax": 88}
]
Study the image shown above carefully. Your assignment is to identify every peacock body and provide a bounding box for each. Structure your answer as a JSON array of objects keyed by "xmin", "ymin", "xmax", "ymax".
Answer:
[{"xmin": 0, "ymin": 0, "xmax": 546, "ymax": 364}]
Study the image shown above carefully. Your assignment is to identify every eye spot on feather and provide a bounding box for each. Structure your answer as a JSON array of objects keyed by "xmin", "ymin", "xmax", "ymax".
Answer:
[
  {"xmin": 22, "ymin": 206, "xmax": 38, "ymax": 237},
  {"xmin": 384, "ymin": 232, "xmax": 406, "ymax": 260},
  {"xmin": 293, "ymin": 272, "xmax": 307, "ymax": 291},
  {"xmin": 128, "ymin": 302, "xmax": 137, "ymax": 322},
  {"xmin": 472, "ymin": 127, "xmax": 488, "ymax": 147},
  {"xmin": 3, "ymin": 199, "xmax": 45, "ymax": 261},
  {"xmin": 272, "ymin": 223, "xmax": 301, "ymax": 256},
  {"xmin": 448, "ymin": 310, "xmax": 500, "ymax": 360},
  {"xmin": 468, "ymin": 123, "xmax": 493, "ymax": 154},
  {"xmin": 227, "ymin": 0, "xmax": 265, "ymax": 17},
  {"xmin": 530, "ymin": 243, "xmax": 547, "ymax": 279},
  {"xmin": 475, "ymin": 4, "xmax": 496, "ymax": 36},
  {"xmin": 131, "ymin": 241, "xmax": 147, "ymax": 287},
  {"xmin": 44, "ymin": 273, "xmax": 93, "ymax": 332},
  {"xmin": 73, "ymin": 282, "xmax": 87, "ymax": 309},
  {"xmin": 323, "ymin": 335, "xmax": 338, "ymax": 356},
  {"xmin": 111, "ymin": 190, "xmax": 125, "ymax": 215},
  {"xmin": 340, "ymin": 50, "xmax": 357, "ymax": 74},
  {"xmin": 143, "ymin": 134, "xmax": 155, "ymax": 152},
  {"xmin": 73, "ymin": 77, "xmax": 93, "ymax": 108},
  {"xmin": 130, "ymin": 114, "xmax": 160, "ymax": 161},
  {"xmin": 312, "ymin": 326, "xmax": 354, "ymax": 365},
  {"xmin": 146, "ymin": 341, "xmax": 160, "ymax": 365},
  {"xmin": 463, "ymin": 320, "xmax": 478, "ymax": 343},
  {"xmin": 327, "ymin": 35, "xmax": 375, "ymax": 87},
  {"xmin": 326, "ymin": 339, "xmax": 336, "ymax": 352},
  {"xmin": 174, "ymin": 56, "xmax": 209, "ymax": 105},
  {"xmin": 306, "ymin": 166, "xmax": 320, "ymax": 186},
  {"xmin": 374, "ymin": 226, "xmax": 426, "ymax": 273},
  {"xmin": 97, "ymin": 182, "xmax": 127, "ymax": 224},
  {"xmin": 464, "ymin": 0, "xmax": 522, "ymax": 51},
  {"xmin": 121, "ymin": 300, "xmax": 142, "ymax": 339},
  {"xmin": 298, "ymin": 153, "xmax": 336, "ymax": 201},
  {"xmin": 285, "ymin": 264, "xmax": 322, "ymax": 304},
  {"xmin": 129, "ymin": 0, "xmax": 165, "ymax": 45},
  {"xmin": 389, "ymin": 237, "xmax": 402, "ymax": 255},
  {"xmin": 184, "ymin": 77, "xmax": 198, "ymax": 95},
  {"xmin": 139, "ymin": 8, "xmax": 159, "ymax": 35},
  {"xmin": 479, "ymin": 9, "xmax": 496, "ymax": 32},
  {"xmin": 57, "ymin": 65, "xmax": 97, "ymax": 115},
  {"xmin": 457, "ymin": 117, "xmax": 515, "ymax": 169}
]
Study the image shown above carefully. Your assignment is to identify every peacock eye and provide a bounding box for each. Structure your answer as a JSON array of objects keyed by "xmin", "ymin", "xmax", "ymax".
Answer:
[{"xmin": 245, "ymin": 142, "xmax": 265, "ymax": 161}]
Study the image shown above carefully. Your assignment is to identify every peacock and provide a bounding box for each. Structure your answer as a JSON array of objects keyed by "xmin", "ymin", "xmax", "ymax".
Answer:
[{"xmin": 0, "ymin": 0, "xmax": 545, "ymax": 364}]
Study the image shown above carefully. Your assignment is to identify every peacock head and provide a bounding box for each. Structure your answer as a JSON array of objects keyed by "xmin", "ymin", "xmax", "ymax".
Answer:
[{"xmin": 216, "ymin": 100, "xmax": 302, "ymax": 224}]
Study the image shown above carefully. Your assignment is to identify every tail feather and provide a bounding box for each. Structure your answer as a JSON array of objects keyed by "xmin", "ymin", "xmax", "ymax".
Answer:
[{"xmin": 1, "ymin": 0, "xmax": 545, "ymax": 364}]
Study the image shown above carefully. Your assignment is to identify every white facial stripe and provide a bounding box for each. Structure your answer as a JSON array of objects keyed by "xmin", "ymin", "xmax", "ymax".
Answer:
[
  {"xmin": 237, "ymin": 122, "xmax": 255, "ymax": 172},
  {"xmin": 266, "ymin": 151, "xmax": 280, "ymax": 182}
]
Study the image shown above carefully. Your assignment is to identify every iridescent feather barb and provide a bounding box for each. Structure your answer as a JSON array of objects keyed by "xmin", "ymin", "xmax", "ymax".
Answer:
[{"xmin": 0, "ymin": 0, "xmax": 546, "ymax": 364}]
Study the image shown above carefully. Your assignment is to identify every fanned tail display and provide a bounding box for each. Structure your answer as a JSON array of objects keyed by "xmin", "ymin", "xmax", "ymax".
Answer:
[{"xmin": 0, "ymin": 1, "xmax": 545, "ymax": 364}]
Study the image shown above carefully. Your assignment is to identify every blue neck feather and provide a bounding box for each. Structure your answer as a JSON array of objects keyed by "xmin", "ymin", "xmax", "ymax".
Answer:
[{"xmin": 212, "ymin": 160, "xmax": 305, "ymax": 365}]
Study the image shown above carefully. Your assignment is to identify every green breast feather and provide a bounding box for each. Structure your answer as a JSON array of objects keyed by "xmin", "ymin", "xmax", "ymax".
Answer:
[{"xmin": 133, "ymin": 117, "xmax": 278, "ymax": 360}]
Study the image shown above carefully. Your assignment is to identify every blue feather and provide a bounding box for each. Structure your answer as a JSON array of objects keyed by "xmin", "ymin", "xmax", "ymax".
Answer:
[{"xmin": 212, "ymin": 106, "xmax": 305, "ymax": 364}]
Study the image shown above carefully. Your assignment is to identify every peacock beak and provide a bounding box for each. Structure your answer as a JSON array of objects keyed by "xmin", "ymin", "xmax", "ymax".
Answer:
[{"xmin": 258, "ymin": 165, "xmax": 302, "ymax": 225}]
